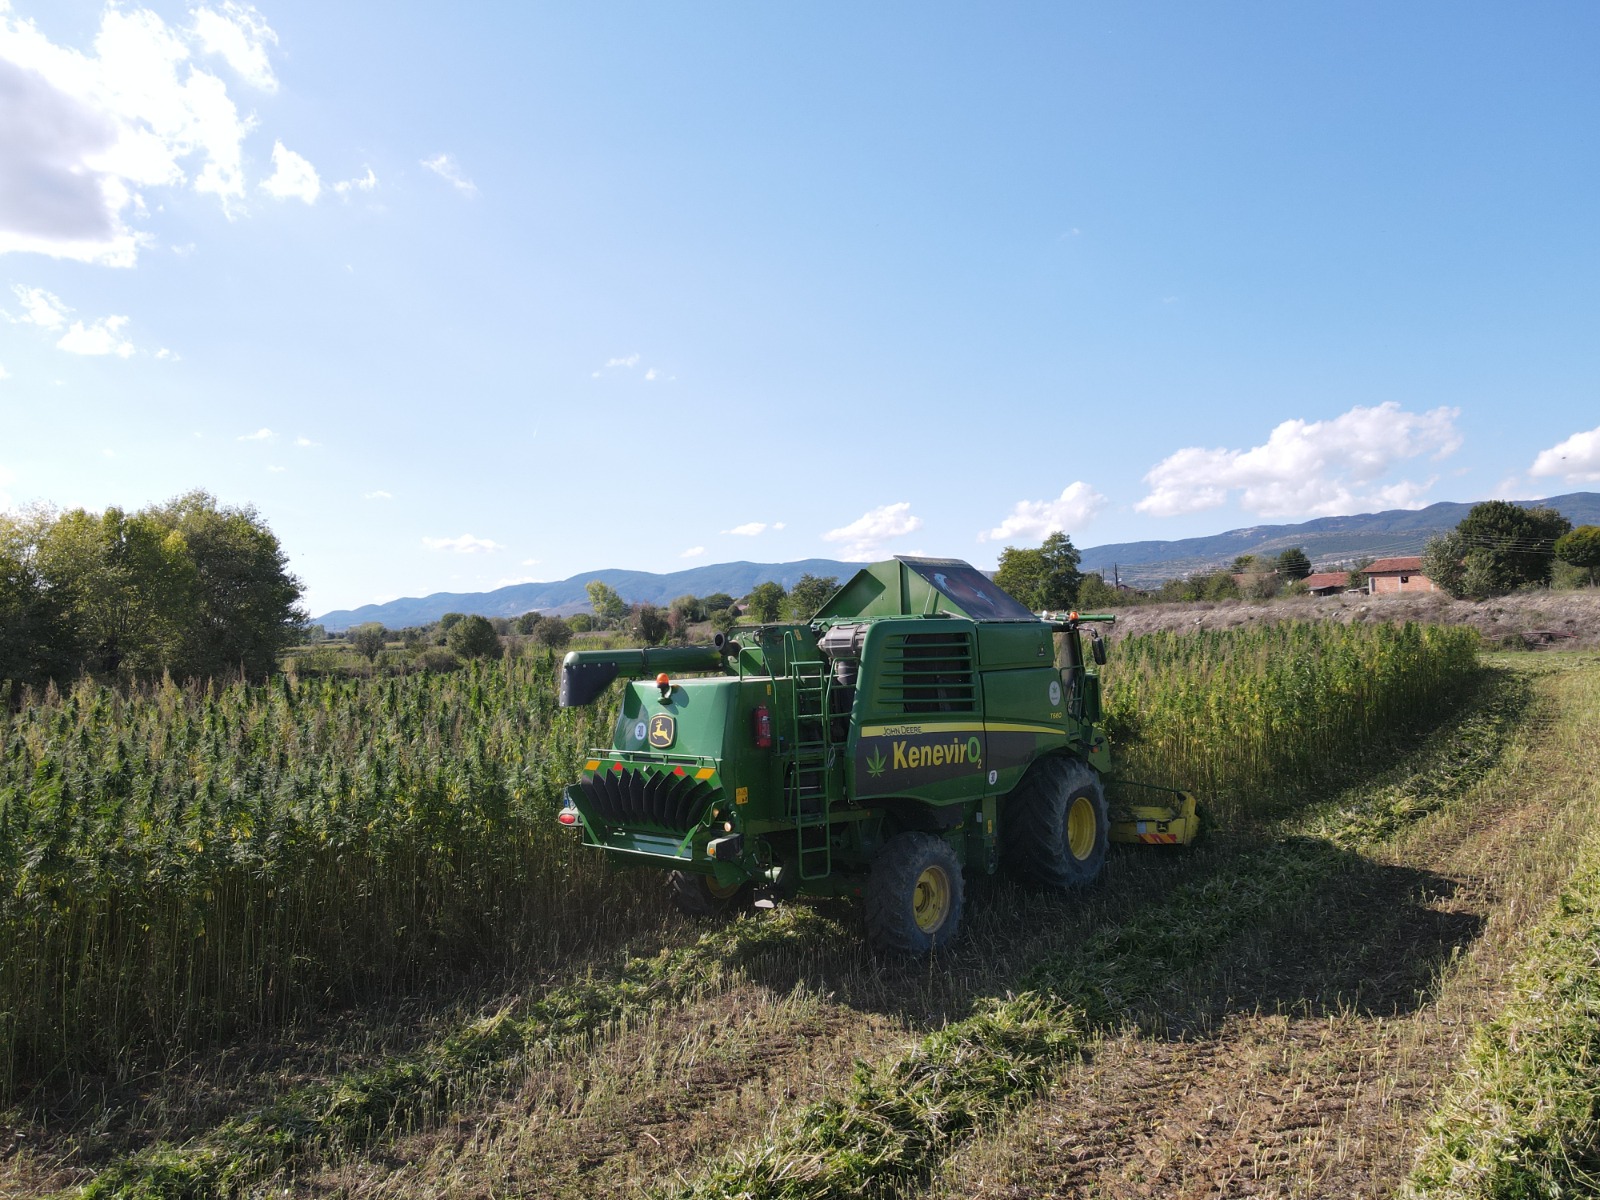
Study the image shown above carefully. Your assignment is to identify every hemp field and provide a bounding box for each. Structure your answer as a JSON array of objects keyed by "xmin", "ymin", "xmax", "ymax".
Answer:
[{"xmin": 4, "ymin": 624, "xmax": 1598, "ymax": 1199}]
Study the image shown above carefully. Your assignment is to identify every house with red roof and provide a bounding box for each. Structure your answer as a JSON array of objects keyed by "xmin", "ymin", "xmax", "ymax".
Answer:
[
  {"xmin": 1301, "ymin": 571, "xmax": 1351, "ymax": 597},
  {"xmin": 1361, "ymin": 556, "xmax": 1436, "ymax": 594}
]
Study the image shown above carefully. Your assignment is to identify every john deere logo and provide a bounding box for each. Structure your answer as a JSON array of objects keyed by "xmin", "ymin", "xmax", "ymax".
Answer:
[{"xmin": 647, "ymin": 714, "xmax": 676, "ymax": 748}]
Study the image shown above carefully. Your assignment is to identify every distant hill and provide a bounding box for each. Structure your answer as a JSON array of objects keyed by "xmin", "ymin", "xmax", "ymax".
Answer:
[
  {"xmin": 1078, "ymin": 493, "xmax": 1600, "ymax": 586},
  {"xmin": 315, "ymin": 559, "xmax": 857, "ymax": 631},
  {"xmin": 315, "ymin": 493, "xmax": 1600, "ymax": 629}
]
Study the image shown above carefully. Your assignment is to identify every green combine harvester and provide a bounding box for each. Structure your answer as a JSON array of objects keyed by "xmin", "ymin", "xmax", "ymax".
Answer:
[{"xmin": 556, "ymin": 556, "xmax": 1197, "ymax": 952}]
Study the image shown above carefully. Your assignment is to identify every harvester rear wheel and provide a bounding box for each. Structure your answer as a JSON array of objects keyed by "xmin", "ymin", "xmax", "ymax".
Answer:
[
  {"xmin": 1002, "ymin": 757, "xmax": 1108, "ymax": 889},
  {"xmin": 865, "ymin": 832, "xmax": 964, "ymax": 954},
  {"xmin": 668, "ymin": 870, "xmax": 751, "ymax": 918}
]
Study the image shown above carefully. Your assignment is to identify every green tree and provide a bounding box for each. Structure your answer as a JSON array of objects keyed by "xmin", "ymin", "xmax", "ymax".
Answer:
[
  {"xmin": 746, "ymin": 581, "xmax": 787, "ymax": 623},
  {"xmin": 0, "ymin": 527, "xmax": 67, "ymax": 685},
  {"xmin": 1274, "ymin": 547, "xmax": 1312, "ymax": 579},
  {"xmin": 585, "ymin": 580, "xmax": 627, "ymax": 627},
  {"xmin": 710, "ymin": 608, "xmax": 739, "ymax": 637},
  {"xmin": 1200, "ymin": 570, "xmax": 1241, "ymax": 601},
  {"xmin": 995, "ymin": 532, "xmax": 1082, "ymax": 611},
  {"xmin": 1555, "ymin": 525, "xmax": 1600, "ymax": 585},
  {"xmin": 348, "ymin": 623, "xmax": 387, "ymax": 662},
  {"xmin": 534, "ymin": 618, "xmax": 573, "ymax": 649},
  {"xmin": 567, "ymin": 612, "xmax": 594, "ymax": 633},
  {"xmin": 633, "ymin": 603, "xmax": 670, "ymax": 645},
  {"xmin": 32, "ymin": 506, "xmax": 194, "ymax": 675},
  {"xmin": 446, "ymin": 614, "xmax": 501, "ymax": 659},
  {"xmin": 1347, "ymin": 556, "xmax": 1375, "ymax": 590},
  {"xmin": 1076, "ymin": 573, "xmax": 1122, "ymax": 609},
  {"xmin": 994, "ymin": 546, "xmax": 1045, "ymax": 609},
  {"xmin": 1424, "ymin": 501, "xmax": 1573, "ymax": 599},
  {"xmin": 667, "ymin": 595, "xmax": 703, "ymax": 638},
  {"xmin": 702, "ymin": 592, "xmax": 735, "ymax": 613},
  {"xmin": 512, "ymin": 610, "xmax": 543, "ymax": 635},
  {"xmin": 1037, "ymin": 532, "xmax": 1083, "ymax": 608},
  {"xmin": 1230, "ymin": 554, "xmax": 1263, "ymax": 573},
  {"xmin": 146, "ymin": 491, "xmax": 305, "ymax": 679},
  {"xmin": 668, "ymin": 594, "xmax": 705, "ymax": 623},
  {"xmin": 439, "ymin": 612, "xmax": 467, "ymax": 633},
  {"xmin": 785, "ymin": 574, "xmax": 838, "ymax": 621}
]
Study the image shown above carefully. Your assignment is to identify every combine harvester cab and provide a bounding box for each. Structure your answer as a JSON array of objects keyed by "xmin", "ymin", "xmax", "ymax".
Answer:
[{"xmin": 557, "ymin": 556, "xmax": 1197, "ymax": 953}]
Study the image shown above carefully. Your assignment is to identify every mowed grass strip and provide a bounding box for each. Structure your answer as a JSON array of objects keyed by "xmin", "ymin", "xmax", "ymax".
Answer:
[
  {"xmin": 1406, "ymin": 663, "xmax": 1600, "ymax": 1200},
  {"xmin": 73, "ymin": 907, "xmax": 845, "ymax": 1200}
]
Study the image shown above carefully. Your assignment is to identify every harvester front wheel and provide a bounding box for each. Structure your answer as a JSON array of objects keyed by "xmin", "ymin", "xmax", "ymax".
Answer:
[
  {"xmin": 1002, "ymin": 758, "xmax": 1109, "ymax": 889},
  {"xmin": 668, "ymin": 870, "xmax": 751, "ymax": 918},
  {"xmin": 865, "ymin": 832, "xmax": 964, "ymax": 954}
]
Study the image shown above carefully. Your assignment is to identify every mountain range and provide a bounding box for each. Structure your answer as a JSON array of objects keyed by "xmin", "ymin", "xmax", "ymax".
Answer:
[{"xmin": 314, "ymin": 492, "xmax": 1600, "ymax": 630}]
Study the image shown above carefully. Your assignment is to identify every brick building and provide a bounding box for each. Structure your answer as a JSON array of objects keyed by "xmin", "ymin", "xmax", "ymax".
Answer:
[{"xmin": 1362, "ymin": 556, "xmax": 1436, "ymax": 594}]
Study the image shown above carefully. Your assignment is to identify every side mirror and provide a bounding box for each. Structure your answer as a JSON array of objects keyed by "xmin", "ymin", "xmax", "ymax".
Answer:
[{"xmin": 1090, "ymin": 635, "xmax": 1107, "ymax": 666}]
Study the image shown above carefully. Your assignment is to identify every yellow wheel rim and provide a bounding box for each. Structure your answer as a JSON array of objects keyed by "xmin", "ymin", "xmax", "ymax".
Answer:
[
  {"xmin": 706, "ymin": 876, "xmax": 741, "ymax": 900},
  {"xmin": 912, "ymin": 865, "xmax": 951, "ymax": 933},
  {"xmin": 1068, "ymin": 795, "xmax": 1097, "ymax": 860}
]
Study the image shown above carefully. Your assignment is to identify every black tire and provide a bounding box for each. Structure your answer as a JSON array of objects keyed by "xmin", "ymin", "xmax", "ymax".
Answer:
[
  {"xmin": 865, "ymin": 832, "xmax": 965, "ymax": 954},
  {"xmin": 1001, "ymin": 757, "xmax": 1109, "ymax": 890},
  {"xmin": 668, "ymin": 870, "xmax": 750, "ymax": 918}
]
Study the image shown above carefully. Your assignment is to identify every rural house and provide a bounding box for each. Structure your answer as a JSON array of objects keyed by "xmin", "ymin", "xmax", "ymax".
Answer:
[
  {"xmin": 1302, "ymin": 571, "xmax": 1350, "ymax": 597},
  {"xmin": 1362, "ymin": 556, "xmax": 1436, "ymax": 594}
]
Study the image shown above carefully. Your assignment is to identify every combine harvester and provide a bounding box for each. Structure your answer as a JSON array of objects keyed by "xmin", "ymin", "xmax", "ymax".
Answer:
[{"xmin": 557, "ymin": 556, "xmax": 1197, "ymax": 952}]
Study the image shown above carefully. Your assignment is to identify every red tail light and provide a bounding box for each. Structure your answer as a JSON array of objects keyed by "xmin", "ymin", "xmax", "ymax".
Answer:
[
  {"xmin": 752, "ymin": 704, "xmax": 772, "ymax": 749},
  {"xmin": 557, "ymin": 809, "xmax": 578, "ymax": 826}
]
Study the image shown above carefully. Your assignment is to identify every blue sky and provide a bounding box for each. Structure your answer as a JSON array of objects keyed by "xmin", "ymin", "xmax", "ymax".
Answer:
[{"xmin": 3, "ymin": 1, "xmax": 1598, "ymax": 615}]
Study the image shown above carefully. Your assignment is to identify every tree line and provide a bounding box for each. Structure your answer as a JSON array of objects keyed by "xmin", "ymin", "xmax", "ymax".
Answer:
[{"xmin": 1, "ymin": 491, "xmax": 304, "ymax": 688}]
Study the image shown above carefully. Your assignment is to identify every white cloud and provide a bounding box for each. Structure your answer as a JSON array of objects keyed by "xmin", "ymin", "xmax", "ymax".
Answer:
[
  {"xmin": 237, "ymin": 426, "xmax": 273, "ymax": 440},
  {"xmin": 723, "ymin": 521, "xmax": 778, "ymax": 536},
  {"xmin": 420, "ymin": 153, "xmax": 477, "ymax": 196},
  {"xmin": 190, "ymin": 2, "xmax": 278, "ymax": 92},
  {"xmin": 1135, "ymin": 403, "xmax": 1461, "ymax": 519},
  {"xmin": 10, "ymin": 285, "xmax": 69, "ymax": 328},
  {"xmin": 980, "ymin": 482, "xmax": 1107, "ymax": 543},
  {"xmin": 644, "ymin": 367, "xmax": 658, "ymax": 381},
  {"xmin": 266, "ymin": 464, "xmax": 285, "ymax": 472},
  {"xmin": 294, "ymin": 435, "xmax": 319, "ymax": 447},
  {"xmin": 332, "ymin": 167, "xmax": 376, "ymax": 198},
  {"xmin": 822, "ymin": 502, "xmax": 922, "ymax": 561},
  {"xmin": 363, "ymin": 489, "xmax": 392, "ymax": 500},
  {"xmin": 1529, "ymin": 424, "xmax": 1600, "ymax": 484},
  {"xmin": 154, "ymin": 346, "xmax": 176, "ymax": 360},
  {"xmin": 260, "ymin": 140, "xmax": 319, "ymax": 203},
  {"xmin": 57, "ymin": 315, "xmax": 134, "ymax": 357},
  {"xmin": 0, "ymin": 3, "xmax": 267, "ymax": 264},
  {"xmin": 680, "ymin": 545, "xmax": 707, "ymax": 558},
  {"xmin": 520, "ymin": 557, "xmax": 540, "ymax": 566},
  {"xmin": 422, "ymin": 533, "xmax": 503, "ymax": 553}
]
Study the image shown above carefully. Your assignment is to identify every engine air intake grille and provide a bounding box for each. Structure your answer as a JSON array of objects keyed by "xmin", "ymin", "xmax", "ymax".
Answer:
[
  {"xmin": 881, "ymin": 631, "xmax": 976, "ymax": 714},
  {"xmin": 578, "ymin": 767, "xmax": 718, "ymax": 834}
]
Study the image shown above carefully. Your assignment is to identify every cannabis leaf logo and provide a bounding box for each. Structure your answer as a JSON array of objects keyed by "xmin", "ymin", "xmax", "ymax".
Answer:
[{"xmin": 866, "ymin": 747, "xmax": 887, "ymax": 778}]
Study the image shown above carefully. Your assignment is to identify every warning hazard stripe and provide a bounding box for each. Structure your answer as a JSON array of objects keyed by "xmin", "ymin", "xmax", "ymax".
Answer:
[{"xmin": 1139, "ymin": 832, "xmax": 1179, "ymax": 844}]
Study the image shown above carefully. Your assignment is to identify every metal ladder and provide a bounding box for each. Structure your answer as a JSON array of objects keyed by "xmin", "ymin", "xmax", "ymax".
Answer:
[{"xmin": 783, "ymin": 637, "xmax": 833, "ymax": 880}]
